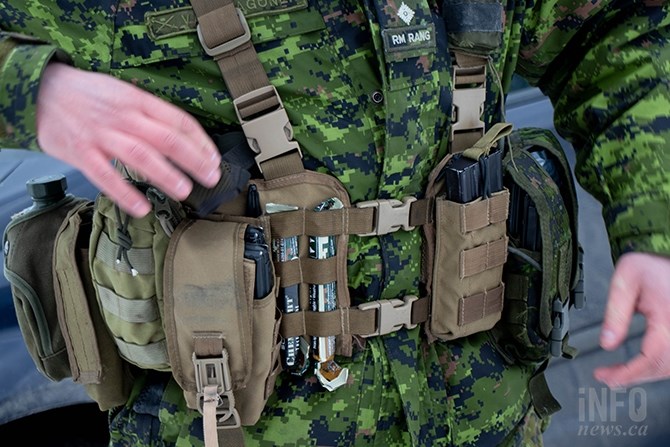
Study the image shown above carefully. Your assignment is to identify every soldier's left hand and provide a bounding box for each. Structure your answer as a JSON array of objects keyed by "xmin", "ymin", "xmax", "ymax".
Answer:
[{"xmin": 594, "ymin": 252, "xmax": 670, "ymax": 388}]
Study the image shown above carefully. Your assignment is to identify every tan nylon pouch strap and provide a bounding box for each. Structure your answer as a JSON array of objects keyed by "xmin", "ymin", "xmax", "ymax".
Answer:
[
  {"xmin": 274, "ymin": 256, "xmax": 338, "ymax": 287},
  {"xmin": 460, "ymin": 237, "xmax": 508, "ymax": 279},
  {"xmin": 260, "ymin": 151, "xmax": 303, "ymax": 180},
  {"xmin": 458, "ymin": 284, "xmax": 504, "ymax": 326},
  {"xmin": 192, "ymin": 336, "xmax": 245, "ymax": 447},
  {"xmin": 268, "ymin": 199, "xmax": 433, "ymax": 239},
  {"xmin": 460, "ymin": 193, "xmax": 508, "ymax": 233},
  {"xmin": 190, "ymin": 0, "xmax": 270, "ymax": 99},
  {"xmin": 279, "ymin": 297, "xmax": 430, "ymax": 338}
]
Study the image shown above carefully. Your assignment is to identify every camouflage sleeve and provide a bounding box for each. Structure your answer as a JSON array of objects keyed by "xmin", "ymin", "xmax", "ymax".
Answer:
[
  {"xmin": 516, "ymin": 0, "xmax": 670, "ymax": 261},
  {"xmin": 0, "ymin": 32, "xmax": 70, "ymax": 150}
]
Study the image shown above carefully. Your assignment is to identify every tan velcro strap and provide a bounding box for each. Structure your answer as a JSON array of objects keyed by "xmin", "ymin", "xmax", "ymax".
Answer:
[
  {"xmin": 460, "ymin": 236, "xmax": 508, "ymax": 279},
  {"xmin": 460, "ymin": 192, "xmax": 508, "ymax": 233},
  {"xmin": 458, "ymin": 284, "xmax": 504, "ymax": 326},
  {"xmin": 280, "ymin": 297, "xmax": 430, "ymax": 338}
]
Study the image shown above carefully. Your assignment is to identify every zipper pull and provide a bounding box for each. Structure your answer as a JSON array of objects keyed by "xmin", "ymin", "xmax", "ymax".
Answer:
[{"xmin": 146, "ymin": 187, "xmax": 179, "ymax": 236}]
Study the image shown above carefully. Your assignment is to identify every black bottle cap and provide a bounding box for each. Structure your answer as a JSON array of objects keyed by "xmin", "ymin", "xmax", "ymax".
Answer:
[{"xmin": 26, "ymin": 174, "xmax": 68, "ymax": 205}]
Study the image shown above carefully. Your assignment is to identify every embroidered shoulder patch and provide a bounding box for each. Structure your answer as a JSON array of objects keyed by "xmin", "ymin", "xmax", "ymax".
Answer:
[{"xmin": 146, "ymin": 0, "xmax": 308, "ymax": 41}]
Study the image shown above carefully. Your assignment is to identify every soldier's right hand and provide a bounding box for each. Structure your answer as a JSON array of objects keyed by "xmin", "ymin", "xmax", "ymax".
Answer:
[{"xmin": 36, "ymin": 62, "xmax": 222, "ymax": 217}]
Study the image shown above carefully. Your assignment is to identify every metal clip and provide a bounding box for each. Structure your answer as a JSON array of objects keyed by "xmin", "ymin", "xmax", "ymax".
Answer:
[
  {"xmin": 193, "ymin": 350, "xmax": 241, "ymax": 429},
  {"xmin": 358, "ymin": 296, "xmax": 418, "ymax": 337},
  {"xmin": 196, "ymin": 8, "xmax": 251, "ymax": 57},
  {"xmin": 233, "ymin": 85, "xmax": 302, "ymax": 172},
  {"xmin": 356, "ymin": 197, "xmax": 417, "ymax": 236},
  {"xmin": 550, "ymin": 299, "xmax": 570, "ymax": 357}
]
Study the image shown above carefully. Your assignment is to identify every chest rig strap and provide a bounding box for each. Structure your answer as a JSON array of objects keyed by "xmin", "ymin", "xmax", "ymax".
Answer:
[{"xmin": 191, "ymin": 0, "xmax": 303, "ymax": 179}]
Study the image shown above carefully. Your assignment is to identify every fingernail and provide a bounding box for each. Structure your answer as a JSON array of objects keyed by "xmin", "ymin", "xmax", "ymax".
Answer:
[
  {"xmin": 205, "ymin": 167, "xmax": 221, "ymax": 186},
  {"xmin": 175, "ymin": 179, "xmax": 191, "ymax": 198},
  {"xmin": 132, "ymin": 200, "xmax": 151, "ymax": 217},
  {"xmin": 600, "ymin": 329, "xmax": 616, "ymax": 349}
]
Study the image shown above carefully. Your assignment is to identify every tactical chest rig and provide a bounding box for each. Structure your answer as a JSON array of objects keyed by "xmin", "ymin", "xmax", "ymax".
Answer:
[{"xmin": 2, "ymin": 1, "xmax": 584, "ymax": 446}]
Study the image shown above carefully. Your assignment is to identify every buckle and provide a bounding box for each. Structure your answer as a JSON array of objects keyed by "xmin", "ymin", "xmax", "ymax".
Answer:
[
  {"xmin": 550, "ymin": 299, "xmax": 570, "ymax": 357},
  {"xmin": 356, "ymin": 197, "xmax": 417, "ymax": 236},
  {"xmin": 196, "ymin": 8, "xmax": 251, "ymax": 57},
  {"xmin": 233, "ymin": 85, "xmax": 302, "ymax": 173},
  {"xmin": 193, "ymin": 350, "xmax": 241, "ymax": 429},
  {"xmin": 358, "ymin": 296, "xmax": 418, "ymax": 337},
  {"xmin": 450, "ymin": 64, "xmax": 486, "ymax": 144}
]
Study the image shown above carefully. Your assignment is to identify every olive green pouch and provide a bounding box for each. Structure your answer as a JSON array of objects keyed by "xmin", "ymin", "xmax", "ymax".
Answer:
[
  {"xmin": 490, "ymin": 127, "xmax": 583, "ymax": 365},
  {"xmin": 88, "ymin": 186, "xmax": 182, "ymax": 372},
  {"xmin": 3, "ymin": 194, "xmax": 88, "ymax": 381}
]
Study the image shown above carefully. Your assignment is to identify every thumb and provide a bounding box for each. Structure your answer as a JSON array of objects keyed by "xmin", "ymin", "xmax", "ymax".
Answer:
[{"xmin": 600, "ymin": 254, "xmax": 641, "ymax": 351}]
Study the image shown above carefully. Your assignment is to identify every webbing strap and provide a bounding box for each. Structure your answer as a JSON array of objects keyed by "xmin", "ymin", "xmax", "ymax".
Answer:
[
  {"xmin": 189, "ymin": 0, "xmax": 303, "ymax": 179},
  {"xmin": 458, "ymin": 192, "xmax": 508, "ymax": 233},
  {"xmin": 190, "ymin": 0, "xmax": 269, "ymax": 99},
  {"xmin": 280, "ymin": 296, "xmax": 430, "ymax": 339},
  {"xmin": 450, "ymin": 51, "xmax": 487, "ymax": 153},
  {"xmin": 268, "ymin": 198, "xmax": 434, "ymax": 238},
  {"xmin": 95, "ymin": 232, "xmax": 154, "ymax": 275},
  {"xmin": 458, "ymin": 284, "xmax": 504, "ymax": 326},
  {"xmin": 115, "ymin": 338, "xmax": 169, "ymax": 367},
  {"xmin": 191, "ymin": 335, "xmax": 244, "ymax": 447},
  {"xmin": 96, "ymin": 284, "xmax": 159, "ymax": 324},
  {"xmin": 529, "ymin": 360, "xmax": 562, "ymax": 418},
  {"xmin": 460, "ymin": 237, "xmax": 508, "ymax": 279}
]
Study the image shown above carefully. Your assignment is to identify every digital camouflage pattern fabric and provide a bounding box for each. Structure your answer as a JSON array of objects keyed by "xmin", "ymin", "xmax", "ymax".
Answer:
[{"xmin": 1, "ymin": 0, "xmax": 669, "ymax": 446}]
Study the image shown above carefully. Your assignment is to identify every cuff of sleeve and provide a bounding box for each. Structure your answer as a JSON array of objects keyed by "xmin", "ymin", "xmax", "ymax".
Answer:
[
  {"xmin": 0, "ymin": 43, "xmax": 69, "ymax": 150},
  {"xmin": 604, "ymin": 194, "xmax": 670, "ymax": 260}
]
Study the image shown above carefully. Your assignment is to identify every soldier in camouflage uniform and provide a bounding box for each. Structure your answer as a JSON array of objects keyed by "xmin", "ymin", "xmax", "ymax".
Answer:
[{"xmin": 1, "ymin": 0, "xmax": 670, "ymax": 445}]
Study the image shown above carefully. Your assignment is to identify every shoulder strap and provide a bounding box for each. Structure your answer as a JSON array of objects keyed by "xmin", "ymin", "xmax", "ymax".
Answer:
[{"xmin": 190, "ymin": 0, "xmax": 303, "ymax": 179}]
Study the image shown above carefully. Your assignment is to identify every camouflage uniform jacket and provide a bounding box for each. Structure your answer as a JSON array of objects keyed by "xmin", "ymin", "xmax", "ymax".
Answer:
[{"xmin": 1, "ymin": 1, "xmax": 669, "ymax": 446}]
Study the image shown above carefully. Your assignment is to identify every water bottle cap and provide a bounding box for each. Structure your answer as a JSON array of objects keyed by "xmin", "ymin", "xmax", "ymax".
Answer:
[{"xmin": 26, "ymin": 174, "xmax": 68, "ymax": 203}]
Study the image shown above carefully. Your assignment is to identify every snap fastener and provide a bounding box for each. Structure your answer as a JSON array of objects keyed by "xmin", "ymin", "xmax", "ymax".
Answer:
[{"xmin": 371, "ymin": 90, "xmax": 384, "ymax": 104}]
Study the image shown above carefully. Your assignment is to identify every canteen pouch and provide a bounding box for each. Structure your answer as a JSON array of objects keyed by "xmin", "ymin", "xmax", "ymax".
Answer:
[
  {"xmin": 423, "ymin": 124, "xmax": 511, "ymax": 340},
  {"xmin": 3, "ymin": 194, "xmax": 130, "ymax": 410},
  {"xmin": 3, "ymin": 195, "xmax": 91, "ymax": 380},
  {"xmin": 490, "ymin": 127, "xmax": 582, "ymax": 365},
  {"xmin": 163, "ymin": 218, "xmax": 281, "ymax": 427}
]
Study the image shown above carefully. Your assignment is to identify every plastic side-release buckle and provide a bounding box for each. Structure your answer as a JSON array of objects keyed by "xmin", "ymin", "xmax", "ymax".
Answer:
[
  {"xmin": 356, "ymin": 197, "xmax": 417, "ymax": 236},
  {"xmin": 358, "ymin": 295, "xmax": 418, "ymax": 337},
  {"xmin": 450, "ymin": 64, "xmax": 486, "ymax": 147},
  {"xmin": 196, "ymin": 8, "xmax": 251, "ymax": 57},
  {"xmin": 193, "ymin": 349, "xmax": 241, "ymax": 429},
  {"xmin": 550, "ymin": 299, "xmax": 570, "ymax": 357},
  {"xmin": 233, "ymin": 85, "xmax": 302, "ymax": 173}
]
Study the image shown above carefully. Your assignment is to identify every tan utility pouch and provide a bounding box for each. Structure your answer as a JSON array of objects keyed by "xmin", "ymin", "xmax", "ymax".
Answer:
[
  {"xmin": 163, "ymin": 218, "xmax": 281, "ymax": 428},
  {"xmin": 423, "ymin": 124, "xmax": 512, "ymax": 340},
  {"xmin": 54, "ymin": 201, "xmax": 132, "ymax": 410}
]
